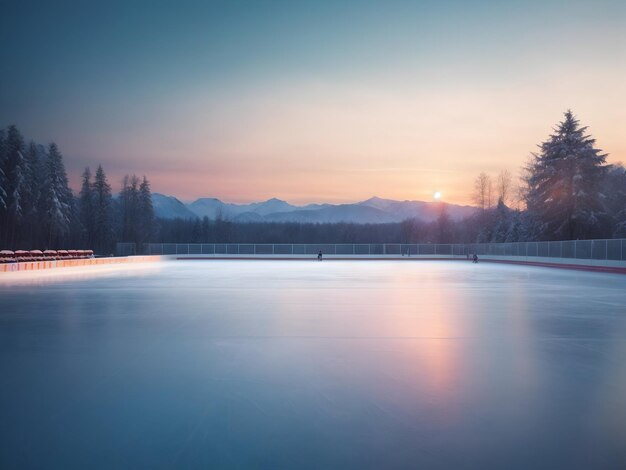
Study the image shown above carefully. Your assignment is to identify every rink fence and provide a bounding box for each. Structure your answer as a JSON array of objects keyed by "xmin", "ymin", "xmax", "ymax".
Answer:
[{"xmin": 134, "ymin": 239, "xmax": 626, "ymax": 261}]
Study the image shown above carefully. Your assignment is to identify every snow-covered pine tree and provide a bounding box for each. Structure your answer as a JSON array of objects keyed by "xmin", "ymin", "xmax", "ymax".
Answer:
[
  {"xmin": 79, "ymin": 167, "xmax": 95, "ymax": 247},
  {"xmin": 1, "ymin": 126, "xmax": 29, "ymax": 245},
  {"xmin": 604, "ymin": 164, "xmax": 626, "ymax": 237},
  {"xmin": 24, "ymin": 143, "xmax": 43, "ymax": 216},
  {"xmin": 505, "ymin": 210, "xmax": 522, "ymax": 242},
  {"xmin": 41, "ymin": 143, "xmax": 73, "ymax": 247},
  {"xmin": 475, "ymin": 208, "xmax": 495, "ymax": 243},
  {"xmin": 92, "ymin": 165, "xmax": 113, "ymax": 254},
  {"xmin": 120, "ymin": 174, "xmax": 140, "ymax": 244},
  {"xmin": 5, "ymin": 127, "xmax": 26, "ymax": 216},
  {"xmin": 524, "ymin": 110, "xmax": 610, "ymax": 240},
  {"xmin": 491, "ymin": 198, "xmax": 511, "ymax": 242},
  {"xmin": 20, "ymin": 142, "xmax": 46, "ymax": 247},
  {"xmin": 0, "ymin": 129, "xmax": 7, "ymax": 212}
]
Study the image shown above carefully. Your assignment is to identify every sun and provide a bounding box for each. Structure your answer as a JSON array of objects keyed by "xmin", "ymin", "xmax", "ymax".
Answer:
[{"xmin": 433, "ymin": 191, "xmax": 442, "ymax": 200}]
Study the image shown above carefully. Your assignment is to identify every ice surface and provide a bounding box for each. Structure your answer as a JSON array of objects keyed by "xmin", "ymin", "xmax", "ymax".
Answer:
[{"xmin": 1, "ymin": 261, "xmax": 626, "ymax": 468}]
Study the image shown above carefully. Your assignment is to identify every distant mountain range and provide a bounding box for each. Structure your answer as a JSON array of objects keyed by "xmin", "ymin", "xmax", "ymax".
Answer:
[{"xmin": 152, "ymin": 194, "xmax": 476, "ymax": 224}]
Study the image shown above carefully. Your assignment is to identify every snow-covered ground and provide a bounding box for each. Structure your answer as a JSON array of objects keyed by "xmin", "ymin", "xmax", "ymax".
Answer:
[{"xmin": 1, "ymin": 261, "xmax": 625, "ymax": 468}]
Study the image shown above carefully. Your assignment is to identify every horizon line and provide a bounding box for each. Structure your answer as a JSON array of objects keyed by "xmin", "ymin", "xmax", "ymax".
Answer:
[{"xmin": 152, "ymin": 193, "xmax": 478, "ymax": 208}]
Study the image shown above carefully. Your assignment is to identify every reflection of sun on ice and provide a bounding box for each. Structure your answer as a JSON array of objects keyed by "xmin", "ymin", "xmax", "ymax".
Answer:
[{"xmin": 433, "ymin": 191, "xmax": 442, "ymax": 200}]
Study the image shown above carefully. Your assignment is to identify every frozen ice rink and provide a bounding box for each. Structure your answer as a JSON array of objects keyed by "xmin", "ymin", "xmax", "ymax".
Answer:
[{"xmin": 1, "ymin": 260, "xmax": 626, "ymax": 469}]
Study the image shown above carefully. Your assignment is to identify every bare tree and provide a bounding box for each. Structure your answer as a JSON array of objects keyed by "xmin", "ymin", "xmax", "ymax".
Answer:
[
  {"xmin": 496, "ymin": 169, "xmax": 512, "ymax": 205},
  {"xmin": 473, "ymin": 172, "xmax": 493, "ymax": 210}
]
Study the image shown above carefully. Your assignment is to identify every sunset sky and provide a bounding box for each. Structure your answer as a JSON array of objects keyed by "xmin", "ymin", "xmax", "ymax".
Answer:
[{"xmin": 1, "ymin": 0, "xmax": 625, "ymax": 205}]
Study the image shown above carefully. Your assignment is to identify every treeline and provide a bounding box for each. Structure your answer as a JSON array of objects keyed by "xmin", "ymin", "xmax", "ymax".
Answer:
[
  {"xmin": 149, "ymin": 204, "xmax": 545, "ymax": 245},
  {"xmin": 149, "ymin": 203, "xmax": 542, "ymax": 245},
  {"xmin": 0, "ymin": 125, "xmax": 155, "ymax": 253},
  {"xmin": 155, "ymin": 218, "xmax": 442, "ymax": 244}
]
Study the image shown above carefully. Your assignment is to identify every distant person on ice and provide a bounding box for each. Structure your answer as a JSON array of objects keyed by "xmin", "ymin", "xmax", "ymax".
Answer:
[
  {"xmin": 473, "ymin": 253, "xmax": 478, "ymax": 263},
  {"xmin": 317, "ymin": 250, "xmax": 323, "ymax": 261}
]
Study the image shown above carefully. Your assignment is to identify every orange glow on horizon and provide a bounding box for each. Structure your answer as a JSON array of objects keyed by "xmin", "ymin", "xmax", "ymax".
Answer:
[{"xmin": 65, "ymin": 79, "xmax": 625, "ymax": 206}]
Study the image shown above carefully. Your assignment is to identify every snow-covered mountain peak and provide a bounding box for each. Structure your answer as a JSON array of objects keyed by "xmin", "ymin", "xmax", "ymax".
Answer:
[{"xmin": 154, "ymin": 194, "xmax": 477, "ymax": 223}]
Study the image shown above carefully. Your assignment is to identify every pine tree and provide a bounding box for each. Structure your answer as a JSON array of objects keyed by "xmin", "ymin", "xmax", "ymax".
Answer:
[
  {"xmin": 4, "ymin": 126, "xmax": 26, "ymax": 217},
  {"xmin": 18, "ymin": 142, "xmax": 45, "ymax": 247},
  {"xmin": 92, "ymin": 165, "xmax": 114, "ymax": 254},
  {"xmin": 504, "ymin": 211, "xmax": 522, "ymax": 242},
  {"xmin": 138, "ymin": 176, "xmax": 155, "ymax": 246},
  {"xmin": 491, "ymin": 199, "xmax": 510, "ymax": 242},
  {"xmin": 120, "ymin": 174, "xmax": 140, "ymax": 246},
  {"xmin": 24, "ymin": 143, "xmax": 43, "ymax": 214},
  {"xmin": 41, "ymin": 143, "xmax": 73, "ymax": 247},
  {"xmin": 0, "ymin": 129, "xmax": 7, "ymax": 212},
  {"xmin": 604, "ymin": 164, "xmax": 626, "ymax": 237},
  {"xmin": 476, "ymin": 211, "xmax": 495, "ymax": 243},
  {"xmin": 79, "ymin": 167, "xmax": 95, "ymax": 247},
  {"xmin": 1, "ymin": 126, "xmax": 28, "ymax": 245},
  {"xmin": 524, "ymin": 110, "xmax": 610, "ymax": 240},
  {"xmin": 118, "ymin": 174, "xmax": 154, "ymax": 251}
]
